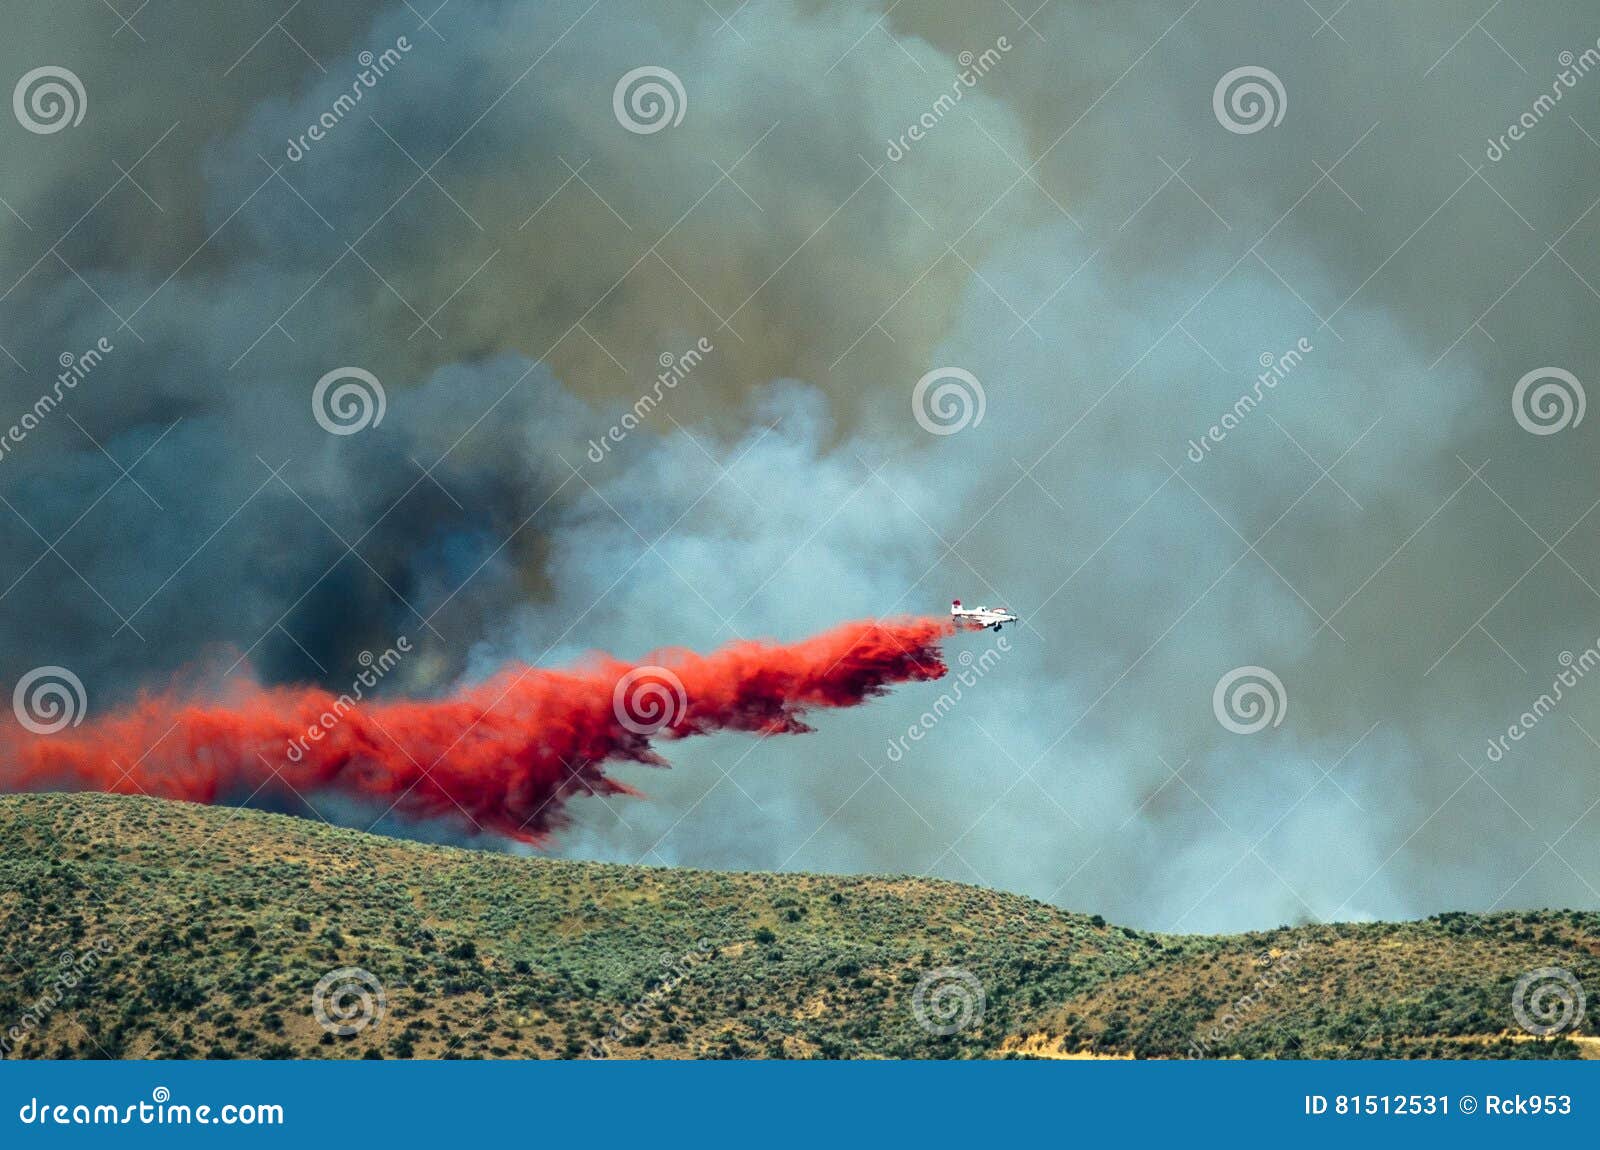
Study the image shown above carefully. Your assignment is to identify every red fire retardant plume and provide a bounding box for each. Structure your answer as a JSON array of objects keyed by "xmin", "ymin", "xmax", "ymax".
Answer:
[{"xmin": 1, "ymin": 618, "xmax": 954, "ymax": 841}]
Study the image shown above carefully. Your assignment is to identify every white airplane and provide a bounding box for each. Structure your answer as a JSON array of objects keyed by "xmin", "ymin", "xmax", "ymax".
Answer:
[{"xmin": 950, "ymin": 599, "xmax": 1019, "ymax": 632}]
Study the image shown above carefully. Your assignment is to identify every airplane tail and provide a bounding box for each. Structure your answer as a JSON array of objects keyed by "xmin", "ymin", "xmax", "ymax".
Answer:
[{"xmin": 951, "ymin": 599, "xmax": 962, "ymax": 614}]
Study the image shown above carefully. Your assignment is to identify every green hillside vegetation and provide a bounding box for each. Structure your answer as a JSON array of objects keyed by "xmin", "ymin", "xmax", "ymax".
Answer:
[{"xmin": 0, "ymin": 793, "xmax": 1594, "ymax": 1060}]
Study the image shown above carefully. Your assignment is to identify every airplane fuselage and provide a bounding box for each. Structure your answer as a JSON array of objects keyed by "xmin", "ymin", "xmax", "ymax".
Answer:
[{"xmin": 950, "ymin": 600, "xmax": 1019, "ymax": 631}]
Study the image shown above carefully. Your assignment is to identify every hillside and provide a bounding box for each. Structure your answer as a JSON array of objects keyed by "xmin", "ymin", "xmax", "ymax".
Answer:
[{"xmin": 0, "ymin": 793, "xmax": 1595, "ymax": 1059}]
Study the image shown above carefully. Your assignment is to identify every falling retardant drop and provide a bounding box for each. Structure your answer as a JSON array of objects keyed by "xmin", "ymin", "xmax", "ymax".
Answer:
[{"xmin": 0, "ymin": 617, "xmax": 955, "ymax": 841}]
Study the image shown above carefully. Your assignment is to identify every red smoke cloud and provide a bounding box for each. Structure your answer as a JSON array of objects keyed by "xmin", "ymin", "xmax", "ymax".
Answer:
[{"xmin": 1, "ymin": 617, "xmax": 953, "ymax": 841}]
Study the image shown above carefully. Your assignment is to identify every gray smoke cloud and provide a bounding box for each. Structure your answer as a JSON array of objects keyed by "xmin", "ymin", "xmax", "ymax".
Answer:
[{"xmin": 3, "ymin": 0, "xmax": 1600, "ymax": 931}]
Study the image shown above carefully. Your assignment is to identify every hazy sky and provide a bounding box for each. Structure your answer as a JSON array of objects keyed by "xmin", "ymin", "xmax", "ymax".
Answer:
[{"xmin": 4, "ymin": 0, "xmax": 1600, "ymax": 931}]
